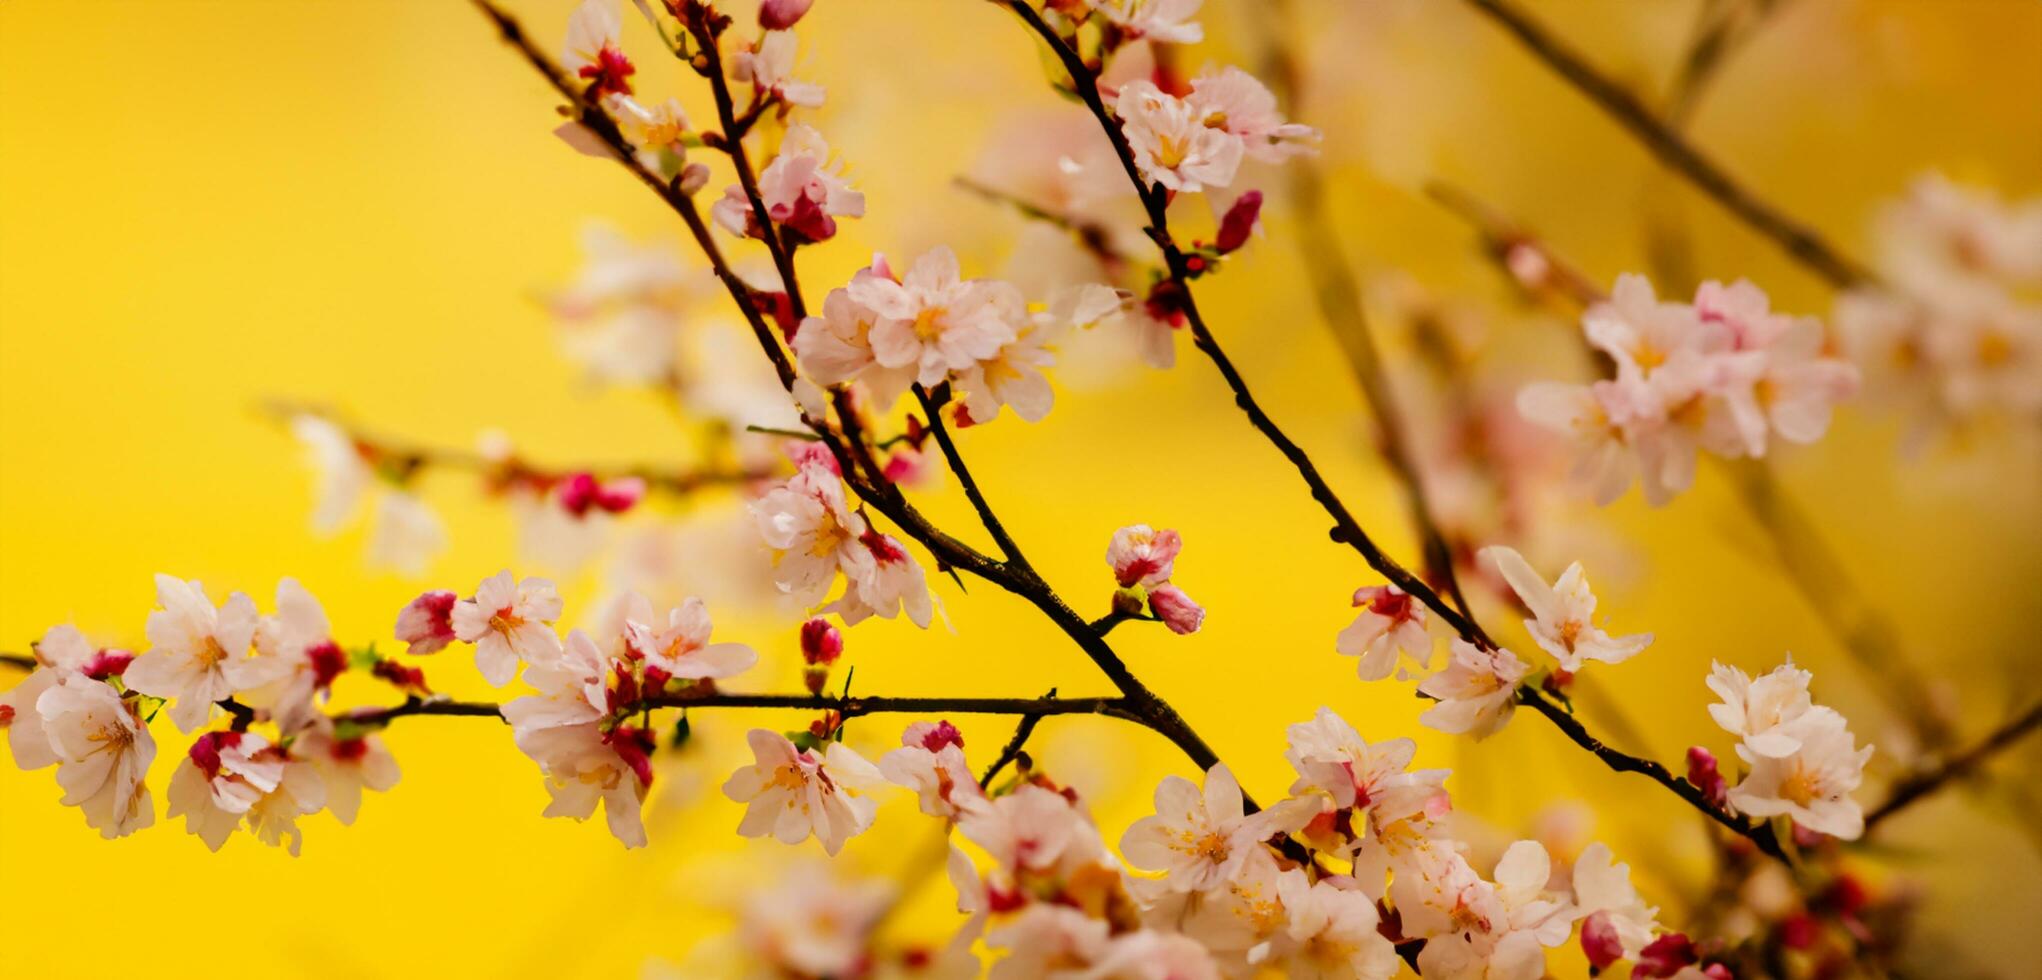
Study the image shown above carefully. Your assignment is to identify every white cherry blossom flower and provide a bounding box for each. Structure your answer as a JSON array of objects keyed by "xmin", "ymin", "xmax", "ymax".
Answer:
[
  {"xmin": 624, "ymin": 596, "xmax": 758, "ymax": 681},
  {"xmin": 879, "ymin": 720, "xmax": 984, "ymax": 820},
  {"xmin": 1705, "ymin": 659, "xmax": 1816, "ymax": 758},
  {"xmin": 984, "ymin": 904, "xmax": 1111, "ymax": 980},
  {"xmin": 3, "ymin": 624, "xmax": 99, "ymax": 771},
  {"xmin": 1121, "ymin": 762, "xmax": 1313, "ymax": 893},
  {"xmin": 365, "ymin": 490, "xmax": 448, "ymax": 577},
  {"xmin": 247, "ymin": 577, "xmax": 347, "ymax": 735},
  {"xmin": 1088, "ymin": 929, "xmax": 1223, "ymax": 979},
  {"xmin": 451, "ymin": 570, "xmax": 564, "ymax": 687},
  {"xmin": 960, "ymin": 782, "xmax": 1105, "ymax": 886},
  {"xmin": 244, "ymin": 755, "xmax": 326, "ymax": 856},
  {"xmin": 291, "ymin": 413, "xmax": 371, "ymax": 535},
  {"xmin": 126, "ymin": 575, "xmax": 286, "ymax": 733},
  {"xmin": 827, "ymin": 531, "xmax": 936, "ymax": 628},
  {"xmin": 545, "ymin": 223, "xmax": 697, "ymax": 386},
  {"xmin": 1481, "ymin": 546, "xmax": 1651, "ymax": 673},
  {"xmin": 1417, "ymin": 640, "xmax": 1529, "ymax": 738},
  {"xmin": 735, "ymin": 864, "xmax": 895, "ymax": 979},
  {"xmin": 1284, "ymin": 707, "xmax": 1449, "ymax": 827},
  {"xmin": 298, "ymin": 727, "xmax": 400, "ymax": 826},
  {"xmin": 1571, "ymin": 842, "xmax": 1662, "ymax": 960},
  {"xmin": 512, "ymin": 718, "xmax": 653, "ymax": 848},
  {"xmin": 36, "ymin": 674, "xmax": 156, "ymax": 839},
  {"xmin": 1727, "ymin": 707, "xmax": 1872, "ymax": 839},
  {"xmin": 723, "ymin": 728, "xmax": 887, "ymax": 855},
  {"xmin": 717, "ymin": 124, "xmax": 865, "ymax": 244},
  {"xmin": 1116, "ymin": 80, "xmax": 1243, "ymax": 193},
  {"xmin": 729, "ymin": 30, "xmax": 823, "ymax": 108},
  {"xmin": 562, "ymin": 0, "xmax": 633, "ymax": 97},
  {"xmin": 1269, "ymin": 875, "xmax": 1401, "ymax": 980},
  {"xmin": 794, "ymin": 270, "xmax": 915, "ymax": 405},
  {"xmin": 1337, "ymin": 584, "xmax": 1433, "ymax": 680}
]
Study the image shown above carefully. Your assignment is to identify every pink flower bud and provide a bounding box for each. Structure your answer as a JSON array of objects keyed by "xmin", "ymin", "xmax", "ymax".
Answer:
[
  {"xmin": 394, "ymin": 590, "xmax": 458, "ymax": 655},
  {"xmin": 1632, "ymin": 933, "xmax": 1698, "ymax": 977},
  {"xmin": 758, "ymin": 0, "xmax": 814, "ymax": 30},
  {"xmin": 678, "ymin": 161, "xmax": 711, "ymax": 195},
  {"xmin": 593, "ymin": 476, "xmax": 645, "ymax": 514},
  {"xmin": 1579, "ymin": 911, "xmax": 1624, "ymax": 970},
  {"xmin": 1214, "ymin": 190, "xmax": 1263, "ymax": 254},
  {"xmin": 800, "ymin": 618, "xmax": 843, "ymax": 666},
  {"xmin": 1148, "ymin": 584, "xmax": 1205, "ymax": 635},
  {"xmin": 558, "ymin": 472, "xmax": 601, "ymax": 517},
  {"xmin": 1685, "ymin": 745, "xmax": 1727, "ymax": 807},
  {"xmin": 918, "ymin": 720, "xmax": 965, "ymax": 752},
  {"xmin": 81, "ymin": 648, "xmax": 135, "ymax": 680}
]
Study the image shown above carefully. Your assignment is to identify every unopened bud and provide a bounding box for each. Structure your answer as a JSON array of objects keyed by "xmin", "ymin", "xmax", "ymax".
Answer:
[
  {"xmin": 800, "ymin": 618, "xmax": 842, "ymax": 666},
  {"xmin": 803, "ymin": 665, "xmax": 830, "ymax": 696},
  {"xmin": 678, "ymin": 161, "xmax": 711, "ymax": 195},
  {"xmin": 1685, "ymin": 745, "xmax": 1727, "ymax": 807},
  {"xmin": 759, "ymin": 0, "xmax": 814, "ymax": 31},
  {"xmin": 1214, "ymin": 190, "xmax": 1263, "ymax": 254}
]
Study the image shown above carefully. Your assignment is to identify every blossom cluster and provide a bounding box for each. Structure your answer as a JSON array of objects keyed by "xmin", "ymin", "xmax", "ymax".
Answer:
[
  {"xmin": 1835, "ymin": 174, "xmax": 2042, "ymax": 443},
  {"xmin": 751, "ymin": 449, "xmax": 936, "ymax": 627},
  {"xmin": 1698, "ymin": 660, "xmax": 1874, "ymax": 841},
  {"xmin": 1519, "ymin": 275, "xmax": 1861, "ymax": 506},
  {"xmin": 3, "ymin": 576, "xmax": 418, "ymax": 853}
]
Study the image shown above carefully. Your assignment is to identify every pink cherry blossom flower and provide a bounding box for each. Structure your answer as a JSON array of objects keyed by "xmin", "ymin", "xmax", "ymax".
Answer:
[
  {"xmin": 394, "ymin": 590, "xmax": 458, "ymax": 655},
  {"xmin": 451, "ymin": 570, "xmax": 565, "ymax": 687},
  {"xmin": 1088, "ymin": 929, "xmax": 1224, "ymax": 979},
  {"xmin": 243, "ymin": 754, "xmax": 326, "ymax": 856},
  {"xmin": 35, "ymin": 674, "xmax": 156, "ymax": 839},
  {"xmin": 1270, "ymin": 874, "xmax": 1401, "ymax": 980},
  {"xmin": 879, "ymin": 720, "xmax": 985, "ymax": 820},
  {"xmin": 562, "ymin": 0, "xmax": 634, "ymax": 98},
  {"xmin": 1417, "ymin": 639, "xmax": 1529, "ymax": 738},
  {"xmin": 512, "ymin": 718, "xmax": 655, "ymax": 848},
  {"xmin": 125, "ymin": 574, "xmax": 288, "ymax": 733},
  {"xmin": 1284, "ymin": 707, "xmax": 1449, "ymax": 829},
  {"xmin": 1108, "ymin": 525, "xmax": 1182, "ymax": 588},
  {"xmin": 759, "ymin": 0, "xmax": 815, "ymax": 30},
  {"xmin": 826, "ymin": 529, "xmax": 937, "ymax": 628},
  {"xmin": 1186, "ymin": 67, "xmax": 1319, "ymax": 163},
  {"xmin": 299, "ymin": 728, "xmax": 400, "ymax": 826},
  {"xmin": 245, "ymin": 578, "xmax": 350, "ymax": 735},
  {"xmin": 716, "ymin": 124, "xmax": 865, "ymax": 244},
  {"xmin": 752, "ymin": 462, "xmax": 877, "ymax": 607},
  {"xmin": 735, "ymin": 864, "xmax": 896, "ymax": 978},
  {"xmin": 1726, "ymin": 707, "xmax": 1872, "ymax": 840},
  {"xmin": 729, "ymin": 30, "xmax": 823, "ymax": 108},
  {"xmin": 723, "ymin": 728, "xmax": 887, "ymax": 855},
  {"xmin": 165, "ymin": 730, "xmax": 285, "ymax": 852},
  {"xmin": 1481, "ymin": 546, "xmax": 1652, "ymax": 673},
  {"xmin": 847, "ymin": 246, "xmax": 1025, "ymax": 389},
  {"xmin": 1121, "ymin": 762, "xmax": 1314, "ymax": 893},
  {"xmin": 793, "ymin": 269, "xmax": 914, "ymax": 406},
  {"xmin": 959, "ymin": 782, "xmax": 1105, "ymax": 886},
  {"xmin": 1116, "ymin": 80, "xmax": 1243, "ymax": 193},
  {"xmin": 623, "ymin": 596, "xmax": 759, "ymax": 681},
  {"xmin": 1337, "ymin": 584, "xmax": 1433, "ymax": 681}
]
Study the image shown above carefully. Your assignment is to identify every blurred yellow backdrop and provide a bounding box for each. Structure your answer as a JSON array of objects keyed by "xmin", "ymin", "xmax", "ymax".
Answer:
[{"xmin": 1, "ymin": 1, "xmax": 2037, "ymax": 977}]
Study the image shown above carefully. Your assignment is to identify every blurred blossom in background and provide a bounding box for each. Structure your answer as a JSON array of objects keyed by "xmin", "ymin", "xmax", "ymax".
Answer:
[{"xmin": 0, "ymin": 0, "xmax": 2036, "ymax": 977}]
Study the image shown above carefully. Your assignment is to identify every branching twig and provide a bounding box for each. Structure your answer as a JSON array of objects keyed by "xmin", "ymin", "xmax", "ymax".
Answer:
[
  {"xmin": 1865, "ymin": 701, "xmax": 2042, "ymax": 831},
  {"xmin": 981, "ymin": 690, "xmax": 1057, "ymax": 788},
  {"xmin": 1456, "ymin": 0, "xmax": 1876, "ymax": 289}
]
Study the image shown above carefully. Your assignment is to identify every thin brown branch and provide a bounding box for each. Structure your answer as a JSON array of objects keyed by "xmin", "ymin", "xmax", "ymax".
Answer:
[
  {"xmin": 993, "ymin": 0, "xmax": 1787, "ymax": 862},
  {"xmin": 1865, "ymin": 701, "xmax": 2042, "ymax": 831},
  {"xmin": 913, "ymin": 383, "xmax": 1030, "ymax": 564},
  {"xmin": 1457, "ymin": 0, "xmax": 1876, "ymax": 289},
  {"xmin": 981, "ymin": 690, "xmax": 1056, "ymax": 788},
  {"xmin": 470, "ymin": 0, "xmax": 1244, "ymax": 798},
  {"xmin": 952, "ymin": 175, "xmax": 1134, "ymax": 268}
]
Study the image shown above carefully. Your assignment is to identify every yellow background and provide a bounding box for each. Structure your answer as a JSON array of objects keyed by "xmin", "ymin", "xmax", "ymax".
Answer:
[{"xmin": 1, "ymin": 1, "xmax": 2037, "ymax": 976}]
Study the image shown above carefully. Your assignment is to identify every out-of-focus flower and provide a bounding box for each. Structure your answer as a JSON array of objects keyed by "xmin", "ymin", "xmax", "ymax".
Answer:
[
  {"xmin": 723, "ymin": 728, "xmax": 887, "ymax": 855},
  {"xmin": 563, "ymin": 0, "xmax": 634, "ymax": 97},
  {"xmin": 1186, "ymin": 67, "xmax": 1319, "ymax": 163},
  {"xmin": 1091, "ymin": 0, "xmax": 1204, "ymax": 44},
  {"xmin": 289, "ymin": 414, "xmax": 448, "ymax": 575},
  {"xmin": 759, "ymin": 0, "xmax": 815, "ymax": 31},
  {"xmin": 451, "ymin": 570, "xmax": 564, "ymax": 687},
  {"xmin": 1481, "ymin": 546, "xmax": 1651, "ymax": 673},
  {"xmin": 729, "ymin": 30, "xmax": 823, "ymax": 108}
]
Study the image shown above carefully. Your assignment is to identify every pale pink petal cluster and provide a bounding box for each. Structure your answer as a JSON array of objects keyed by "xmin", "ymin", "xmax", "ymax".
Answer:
[
  {"xmin": 1482, "ymin": 546, "xmax": 1651, "ymax": 673},
  {"xmin": 752, "ymin": 457, "xmax": 936, "ymax": 627},
  {"xmin": 1090, "ymin": 0, "xmax": 1205, "ymax": 45},
  {"xmin": 729, "ymin": 30, "xmax": 824, "ymax": 109},
  {"xmin": 34, "ymin": 672, "xmax": 157, "ymax": 840},
  {"xmin": 450, "ymin": 570, "xmax": 565, "ymax": 687},
  {"xmin": 714, "ymin": 124, "xmax": 864, "ymax": 244},
  {"xmin": 1520, "ymin": 274, "xmax": 1858, "ymax": 506},
  {"xmin": 879, "ymin": 720, "xmax": 985, "ymax": 820},
  {"xmin": 1105, "ymin": 524, "xmax": 1206, "ymax": 634},
  {"xmin": 1120, "ymin": 762, "xmax": 1312, "ymax": 893},
  {"xmin": 125, "ymin": 575, "xmax": 286, "ymax": 733},
  {"xmin": 723, "ymin": 729, "xmax": 888, "ymax": 855},
  {"xmin": 1336, "ymin": 583, "xmax": 1433, "ymax": 680},
  {"xmin": 1417, "ymin": 639, "xmax": 1530, "ymax": 738},
  {"xmin": 1707, "ymin": 660, "xmax": 1871, "ymax": 839},
  {"xmin": 1115, "ymin": 66, "xmax": 1315, "ymax": 193}
]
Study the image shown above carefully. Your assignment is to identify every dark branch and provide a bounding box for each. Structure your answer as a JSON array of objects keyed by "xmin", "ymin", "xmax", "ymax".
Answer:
[
  {"xmin": 981, "ymin": 690, "xmax": 1056, "ymax": 788},
  {"xmin": 1457, "ymin": 0, "xmax": 1876, "ymax": 289},
  {"xmin": 1865, "ymin": 701, "xmax": 2042, "ymax": 831}
]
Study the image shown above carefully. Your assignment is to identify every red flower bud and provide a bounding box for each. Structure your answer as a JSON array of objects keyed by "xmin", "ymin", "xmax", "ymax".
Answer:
[
  {"xmin": 758, "ymin": 0, "xmax": 814, "ymax": 30},
  {"xmin": 1686, "ymin": 745, "xmax": 1728, "ymax": 808},
  {"xmin": 1215, "ymin": 190, "xmax": 1263, "ymax": 254},
  {"xmin": 82, "ymin": 648, "xmax": 136, "ymax": 680},
  {"xmin": 1579, "ymin": 910, "xmax": 1624, "ymax": 970},
  {"xmin": 1633, "ymin": 932, "xmax": 1699, "ymax": 977},
  {"xmin": 800, "ymin": 618, "xmax": 843, "ymax": 666}
]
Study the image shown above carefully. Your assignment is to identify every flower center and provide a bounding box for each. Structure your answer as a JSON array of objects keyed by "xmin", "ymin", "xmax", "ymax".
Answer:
[
  {"xmin": 809, "ymin": 516, "xmax": 852, "ymax": 558},
  {"xmin": 1155, "ymin": 133, "xmax": 1190, "ymax": 169},
  {"xmin": 488, "ymin": 607, "xmax": 524, "ymax": 634},
  {"xmin": 911, "ymin": 307, "xmax": 948, "ymax": 342},
  {"xmin": 195, "ymin": 636, "xmax": 230, "ymax": 667}
]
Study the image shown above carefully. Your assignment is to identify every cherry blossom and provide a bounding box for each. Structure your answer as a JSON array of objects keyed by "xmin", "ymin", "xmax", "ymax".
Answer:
[
  {"xmin": 723, "ymin": 728, "xmax": 887, "ymax": 855},
  {"xmin": 544, "ymin": 223, "xmax": 697, "ymax": 386},
  {"xmin": 514, "ymin": 717, "xmax": 654, "ymax": 848},
  {"xmin": 794, "ymin": 266, "xmax": 914, "ymax": 404},
  {"xmin": 1186, "ymin": 66, "xmax": 1320, "ymax": 163},
  {"xmin": 1091, "ymin": 0, "xmax": 1205, "ymax": 44},
  {"xmin": 1726, "ymin": 707, "xmax": 1872, "ymax": 840},
  {"xmin": 734, "ymin": 864, "xmax": 896, "ymax": 978},
  {"xmin": 984, "ymin": 904, "xmax": 1112, "ymax": 979},
  {"xmin": 2, "ymin": 624, "xmax": 99, "ymax": 771},
  {"xmin": 562, "ymin": 0, "xmax": 633, "ymax": 98},
  {"xmin": 1269, "ymin": 874, "xmax": 1401, "ymax": 980},
  {"xmin": 623, "ymin": 596, "xmax": 758, "ymax": 681},
  {"xmin": 125, "ymin": 575, "xmax": 286, "ymax": 733},
  {"xmin": 1571, "ymin": 842, "xmax": 1662, "ymax": 962},
  {"xmin": 1481, "ymin": 545, "xmax": 1651, "ymax": 673},
  {"xmin": 1116, "ymin": 81, "xmax": 1243, "ymax": 194},
  {"xmin": 1336, "ymin": 583, "xmax": 1433, "ymax": 681},
  {"xmin": 1284, "ymin": 707, "xmax": 1449, "ymax": 829},
  {"xmin": 36, "ymin": 674, "xmax": 156, "ymax": 839},
  {"xmin": 752, "ymin": 460, "xmax": 877, "ymax": 606},
  {"xmin": 1121, "ymin": 762, "xmax": 1311, "ymax": 892},
  {"xmin": 1417, "ymin": 639, "xmax": 1529, "ymax": 738},
  {"xmin": 451, "ymin": 570, "xmax": 564, "ymax": 687},
  {"xmin": 729, "ymin": 30, "xmax": 823, "ymax": 109},
  {"xmin": 247, "ymin": 577, "xmax": 347, "ymax": 734},
  {"xmin": 164, "ymin": 731, "xmax": 286, "ymax": 852},
  {"xmin": 1105, "ymin": 524, "xmax": 1206, "ymax": 634},
  {"xmin": 1705, "ymin": 659, "xmax": 1816, "ymax": 758},
  {"xmin": 298, "ymin": 727, "xmax": 400, "ymax": 826},
  {"xmin": 393, "ymin": 589, "xmax": 458, "ymax": 655},
  {"xmin": 825, "ymin": 528, "xmax": 936, "ymax": 628},
  {"xmin": 288, "ymin": 414, "xmax": 450, "ymax": 575},
  {"xmin": 958, "ymin": 782, "xmax": 1106, "ymax": 890},
  {"xmin": 879, "ymin": 720, "xmax": 985, "ymax": 820},
  {"xmin": 846, "ymin": 246, "xmax": 1025, "ymax": 390},
  {"xmin": 716, "ymin": 124, "xmax": 864, "ymax": 244},
  {"xmin": 244, "ymin": 755, "xmax": 326, "ymax": 856}
]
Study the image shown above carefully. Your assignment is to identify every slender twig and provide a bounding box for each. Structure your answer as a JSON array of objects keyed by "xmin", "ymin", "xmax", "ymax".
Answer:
[
  {"xmin": 1456, "ymin": 0, "xmax": 1876, "ymax": 289},
  {"xmin": 1664, "ymin": 0, "xmax": 1789, "ymax": 128},
  {"xmin": 0, "ymin": 652, "xmax": 33, "ymax": 670},
  {"xmin": 981, "ymin": 690, "xmax": 1056, "ymax": 788},
  {"xmin": 1088, "ymin": 609, "xmax": 1157, "ymax": 636},
  {"xmin": 470, "ymin": 1, "xmax": 1244, "ymax": 798},
  {"xmin": 683, "ymin": 16, "xmax": 807, "ymax": 320},
  {"xmin": 913, "ymin": 383, "xmax": 1030, "ymax": 565},
  {"xmin": 952, "ymin": 176, "xmax": 1133, "ymax": 268},
  {"xmin": 1865, "ymin": 701, "xmax": 2042, "ymax": 831},
  {"xmin": 991, "ymin": 0, "xmax": 1787, "ymax": 861},
  {"xmin": 1256, "ymin": 0, "xmax": 1476, "ymax": 620},
  {"xmin": 263, "ymin": 401, "xmax": 776, "ymax": 494}
]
